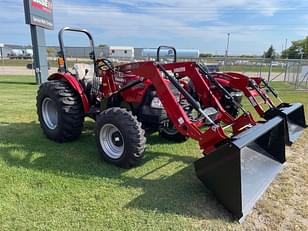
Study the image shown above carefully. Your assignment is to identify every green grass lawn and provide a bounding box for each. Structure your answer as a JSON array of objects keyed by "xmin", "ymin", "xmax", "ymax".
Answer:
[
  {"xmin": 222, "ymin": 65, "xmax": 284, "ymax": 73},
  {"xmin": 0, "ymin": 76, "xmax": 307, "ymax": 230}
]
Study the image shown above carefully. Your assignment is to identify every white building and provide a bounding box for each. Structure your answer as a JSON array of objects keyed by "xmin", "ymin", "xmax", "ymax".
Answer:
[{"xmin": 108, "ymin": 46, "xmax": 134, "ymax": 59}]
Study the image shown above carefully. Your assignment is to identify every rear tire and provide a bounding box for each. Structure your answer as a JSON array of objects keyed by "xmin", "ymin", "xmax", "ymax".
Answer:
[
  {"xmin": 37, "ymin": 80, "xmax": 84, "ymax": 142},
  {"xmin": 95, "ymin": 107, "xmax": 146, "ymax": 168},
  {"xmin": 159, "ymin": 122, "xmax": 188, "ymax": 142}
]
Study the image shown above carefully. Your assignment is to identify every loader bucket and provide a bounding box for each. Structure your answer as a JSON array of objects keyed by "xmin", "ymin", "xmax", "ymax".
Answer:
[
  {"xmin": 265, "ymin": 103, "xmax": 307, "ymax": 145},
  {"xmin": 194, "ymin": 117, "xmax": 286, "ymax": 222}
]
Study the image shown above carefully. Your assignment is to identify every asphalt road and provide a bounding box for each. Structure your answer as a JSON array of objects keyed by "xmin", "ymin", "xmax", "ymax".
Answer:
[{"xmin": 0, "ymin": 66, "xmax": 58, "ymax": 76}]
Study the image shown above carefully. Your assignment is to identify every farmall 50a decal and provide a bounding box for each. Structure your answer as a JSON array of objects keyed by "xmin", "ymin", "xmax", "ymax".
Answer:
[{"xmin": 32, "ymin": 0, "xmax": 53, "ymax": 14}]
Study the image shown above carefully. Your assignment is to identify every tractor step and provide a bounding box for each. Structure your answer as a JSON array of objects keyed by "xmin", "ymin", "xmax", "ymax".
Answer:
[{"xmin": 194, "ymin": 116, "xmax": 286, "ymax": 222}]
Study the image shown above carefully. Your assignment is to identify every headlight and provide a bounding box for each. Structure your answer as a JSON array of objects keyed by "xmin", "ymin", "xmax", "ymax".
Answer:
[{"xmin": 151, "ymin": 97, "xmax": 164, "ymax": 109}]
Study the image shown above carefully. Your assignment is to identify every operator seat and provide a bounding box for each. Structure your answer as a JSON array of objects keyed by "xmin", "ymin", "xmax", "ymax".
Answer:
[
  {"xmin": 73, "ymin": 63, "xmax": 94, "ymax": 97},
  {"xmin": 73, "ymin": 63, "xmax": 94, "ymax": 82}
]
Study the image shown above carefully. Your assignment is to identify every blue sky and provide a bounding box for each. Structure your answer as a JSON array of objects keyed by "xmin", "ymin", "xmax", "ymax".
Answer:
[{"xmin": 0, "ymin": 0, "xmax": 308, "ymax": 55}]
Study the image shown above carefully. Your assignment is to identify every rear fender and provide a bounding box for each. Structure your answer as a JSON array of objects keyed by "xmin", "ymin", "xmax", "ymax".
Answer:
[{"xmin": 48, "ymin": 72, "xmax": 90, "ymax": 113}]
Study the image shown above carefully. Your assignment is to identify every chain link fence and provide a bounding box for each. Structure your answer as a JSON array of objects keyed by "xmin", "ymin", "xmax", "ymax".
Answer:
[
  {"xmin": 284, "ymin": 60, "xmax": 308, "ymax": 89},
  {"xmin": 198, "ymin": 57, "xmax": 308, "ymax": 89},
  {"xmin": 1, "ymin": 53, "xmax": 308, "ymax": 90}
]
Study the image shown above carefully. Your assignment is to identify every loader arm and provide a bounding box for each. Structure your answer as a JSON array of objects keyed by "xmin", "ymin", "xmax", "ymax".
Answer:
[
  {"xmin": 213, "ymin": 72, "xmax": 273, "ymax": 117},
  {"xmin": 162, "ymin": 62, "xmax": 235, "ymax": 123},
  {"xmin": 161, "ymin": 62, "xmax": 257, "ymax": 133},
  {"xmin": 118, "ymin": 61, "xmax": 229, "ymax": 154}
]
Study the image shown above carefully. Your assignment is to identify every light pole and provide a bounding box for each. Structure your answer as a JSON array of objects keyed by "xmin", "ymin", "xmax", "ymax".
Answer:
[
  {"xmin": 0, "ymin": 43, "xmax": 4, "ymax": 67},
  {"xmin": 224, "ymin": 33, "xmax": 231, "ymax": 68}
]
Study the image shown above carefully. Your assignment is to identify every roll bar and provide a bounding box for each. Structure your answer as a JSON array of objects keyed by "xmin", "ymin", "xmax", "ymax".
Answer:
[
  {"xmin": 58, "ymin": 27, "xmax": 98, "ymax": 75},
  {"xmin": 156, "ymin": 46, "xmax": 177, "ymax": 63}
]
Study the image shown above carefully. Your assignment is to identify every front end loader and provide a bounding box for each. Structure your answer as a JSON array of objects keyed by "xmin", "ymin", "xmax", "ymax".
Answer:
[
  {"xmin": 37, "ymin": 30, "xmax": 288, "ymax": 222},
  {"xmin": 153, "ymin": 55, "xmax": 287, "ymax": 221}
]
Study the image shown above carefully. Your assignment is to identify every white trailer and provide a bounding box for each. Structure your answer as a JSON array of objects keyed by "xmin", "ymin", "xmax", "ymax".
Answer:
[
  {"xmin": 9, "ymin": 49, "xmax": 24, "ymax": 59},
  {"xmin": 23, "ymin": 49, "xmax": 33, "ymax": 59},
  {"xmin": 142, "ymin": 48, "xmax": 200, "ymax": 59}
]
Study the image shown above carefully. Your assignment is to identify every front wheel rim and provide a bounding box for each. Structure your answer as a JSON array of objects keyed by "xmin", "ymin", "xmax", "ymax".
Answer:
[
  {"xmin": 99, "ymin": 124, "xmax": 124, "ymax": 159},
  {"xmin": 42, "ymin": 97, "xmax": 58, "ymax": 130}
]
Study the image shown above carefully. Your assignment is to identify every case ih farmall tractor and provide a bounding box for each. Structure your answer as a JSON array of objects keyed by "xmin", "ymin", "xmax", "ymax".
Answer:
[{"xmin": 37, "ymin": 27, "xmax": 293, "ymax": 221}]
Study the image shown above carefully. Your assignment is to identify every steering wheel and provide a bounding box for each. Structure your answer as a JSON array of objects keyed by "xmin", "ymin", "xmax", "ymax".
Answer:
[{"xmin": 96, "ymin": 58, "xmax": 115, "ymax": 71}]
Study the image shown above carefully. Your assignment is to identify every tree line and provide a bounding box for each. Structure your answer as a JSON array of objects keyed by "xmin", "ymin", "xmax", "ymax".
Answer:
[{"xmin": 264, "ymin": 37, "xmax": 307, "ymax": 60}]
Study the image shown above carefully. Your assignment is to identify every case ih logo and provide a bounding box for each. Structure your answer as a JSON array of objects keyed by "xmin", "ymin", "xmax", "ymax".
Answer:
[{"xmin": 32, "ymin": 0, "xmax": 53, "ymax": 14}]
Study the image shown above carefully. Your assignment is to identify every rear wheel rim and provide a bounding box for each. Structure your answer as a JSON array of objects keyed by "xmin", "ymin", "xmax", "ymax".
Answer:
[
  {"xmin": 99, "ymin": 124, "xmax": 124, "ymax": 159},
  {"xmin": 42, "ymin": 98, "xmax": 58, "ymax": 130}
]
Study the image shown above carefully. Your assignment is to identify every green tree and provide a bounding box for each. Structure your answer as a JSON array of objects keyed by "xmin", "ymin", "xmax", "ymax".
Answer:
[
  {"xmin": 264, "ymin": 45, "xmax": 276, "ymax": 59},
  {"xmin": 281, "ymin": 37, "xmax": 308, "ymax": 59}
]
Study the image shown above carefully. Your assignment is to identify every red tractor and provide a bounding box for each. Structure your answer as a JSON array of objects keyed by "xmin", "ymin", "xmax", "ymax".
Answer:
[{"xmin": 37, "ymin": 28, "xmax": 287, "ymax": 221}]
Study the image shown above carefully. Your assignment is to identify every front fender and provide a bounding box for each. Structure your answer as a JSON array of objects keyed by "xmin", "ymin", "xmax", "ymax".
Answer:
[{"xmin": 48, "ymin": 72, "xmax": 90, "ymax": 113}]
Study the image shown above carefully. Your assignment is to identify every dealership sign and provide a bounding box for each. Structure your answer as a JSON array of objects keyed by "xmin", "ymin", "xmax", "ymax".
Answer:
[{"xmin": 24, "ymin": 0, "xmax": 54, "ymax": 30}]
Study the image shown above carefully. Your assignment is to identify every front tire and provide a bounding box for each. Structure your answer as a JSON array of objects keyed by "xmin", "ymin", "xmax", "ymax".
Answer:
[
  {"xmin": 95, "ymin": 107, "xmax": 146, "ymax": 168},
  {"xmin": 37, "ymin": 80, "xmax": 84, "ymax": 142}
]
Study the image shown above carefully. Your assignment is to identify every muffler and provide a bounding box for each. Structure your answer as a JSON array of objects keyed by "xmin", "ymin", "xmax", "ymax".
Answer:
[
  {"xmin": 264, "ymin": 103, "xmax": 307, "ymax": 145},
  {"xmin": 194, "ymin": 116, "xmax": 286, "ymax": 222}
]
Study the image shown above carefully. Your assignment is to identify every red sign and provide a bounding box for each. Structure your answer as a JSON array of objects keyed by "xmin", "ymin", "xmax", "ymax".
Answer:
[{"xmin": 31, "ymin": 0, "xmax": 53, "ymax": 14}]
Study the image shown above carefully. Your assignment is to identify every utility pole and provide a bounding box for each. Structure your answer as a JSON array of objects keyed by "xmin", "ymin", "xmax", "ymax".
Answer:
[
  {"xmin": 224, "ymin": 33, "xmax": 231, "ymax": 69},
  {"xmin": 284, "ymin": 38, "xmax": 288, "ymax": 59}
]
